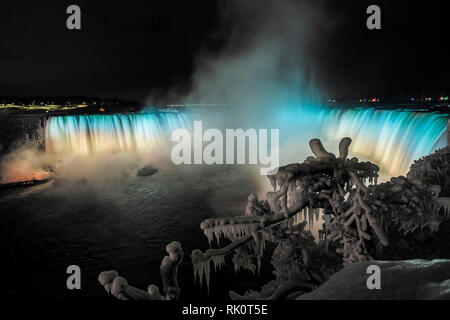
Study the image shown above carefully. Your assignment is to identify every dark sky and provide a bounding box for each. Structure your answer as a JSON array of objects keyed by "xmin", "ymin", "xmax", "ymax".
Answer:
[{"xmin": 0, "ymin": 0, "xmax": 448, "ymax": 101}]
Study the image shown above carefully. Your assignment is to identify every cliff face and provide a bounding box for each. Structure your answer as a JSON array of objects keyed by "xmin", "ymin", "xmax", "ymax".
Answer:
[{"xmin": 0, "ymin": 115, "xmax": 47, "ymax": 155}]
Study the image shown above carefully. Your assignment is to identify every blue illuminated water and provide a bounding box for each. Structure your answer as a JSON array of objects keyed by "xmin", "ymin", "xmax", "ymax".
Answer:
[{"xmin": 45, "ymin": 106, "xmax": 448, "ymax": 176}]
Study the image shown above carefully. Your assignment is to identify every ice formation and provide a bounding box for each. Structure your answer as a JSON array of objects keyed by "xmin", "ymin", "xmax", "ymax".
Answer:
[
  {"xmin": 190, "ymin": 137, "xmax": 449, "ymax": 297},
  {"xmin": 98, "ymin": 241, "xmax": 183, "ymax": 300},
  {"xmin": 97, "ymin": 138, "xmax": 449, "ymax": 300}
]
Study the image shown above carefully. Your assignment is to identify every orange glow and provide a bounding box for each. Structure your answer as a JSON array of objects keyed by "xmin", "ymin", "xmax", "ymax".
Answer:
[
  {"xmin": 99, "ymin": 107, "xmax": 105, "ymax": 112},
  {"xmin": 0, "ymin": 169, "xmax": 51, "ymax": 184}
]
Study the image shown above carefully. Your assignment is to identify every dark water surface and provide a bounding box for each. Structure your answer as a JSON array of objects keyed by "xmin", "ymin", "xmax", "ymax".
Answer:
[{"xmin": 0, "ymin": 164, "xmax": 273, "ymax": 300}]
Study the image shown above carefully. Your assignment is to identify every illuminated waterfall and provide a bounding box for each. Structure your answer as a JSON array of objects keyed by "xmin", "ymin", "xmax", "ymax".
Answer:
[
  {"xmin": 45, "ymin": 108, "xmax": 448, "ymax": 177},
  {"xmin": 318, "ymin": 108, "xmax": 448, "ymax": 176},
  {"xmin": 45, "ymin": 112, "xmax": 191, "ymax": 154}
]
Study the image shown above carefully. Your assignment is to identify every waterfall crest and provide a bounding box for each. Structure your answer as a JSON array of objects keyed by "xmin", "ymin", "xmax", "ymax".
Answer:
[{"xmin": 45, "ymin": 108, "xmax": 448, "ymax": 177}]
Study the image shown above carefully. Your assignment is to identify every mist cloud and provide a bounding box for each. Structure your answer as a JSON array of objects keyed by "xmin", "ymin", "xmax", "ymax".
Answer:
[{"xmin": 186, "ymin": 0, "xmax": 334, "ymax": 112}]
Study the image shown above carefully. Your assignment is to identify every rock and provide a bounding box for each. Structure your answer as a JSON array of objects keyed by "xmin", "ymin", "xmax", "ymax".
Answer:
[
  {"xmin": 137, "ymin": 165, "xmax": 158, "ymax": 177},
  {"xmin": 297, "ymin": 259, "xmax": 450, "ymax": 300},
  {"xmin": 0, "ymin": 115, "xmax": 46, "ymax": 155}
]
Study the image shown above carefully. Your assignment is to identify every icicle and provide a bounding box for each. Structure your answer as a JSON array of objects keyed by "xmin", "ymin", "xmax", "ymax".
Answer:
[
  {"xmin": 213, "ymin": 225, "xmax": 220, "ymax": 244},
  {"xmin": 308, "ymin": 206, "xmax": 313, "ymax": 229},
  {"xmin": 231, "ymin": 225, "xmax": 237, "ymax": 237},
  {"xmin": 315, "ymin": 208, "xmax": 320, "ymax": 221},
  {"xmin": 193, "ymin": 262, "xmax": 197, "ymax": 282},
  {"xmin": 219, "ymin": 225, "xmax": 224, "ymax": 241},
  {"xmin": 204, "ymin": 260, "xmax": 211, "ymax": 293},
  {"xmin": 296, "ymin": 211, "xmax": 303, "ymax": 225},
  {"xmin": 230, "ymin": 225, "xmax": 236, "ymax": 238},
  {"xmin": 243, "ymin": 224, "xmax": 249, "ymax": 236},
  {"xmin": 247, "ymin": 223, "xmax": 256, "ymax": 234},
  {"xmin": 204, "ymin": 228, "xmax": 213, "ymax": 245},
  {"xmin": 223, "ymin": 225, "xmax": 229, "ymax": 239},
  {"xmin": 256, "ymin": 256, "xmax": 261, "ymax": 276},
  {"xmin": 215, "ymin": 228, "xmax": 220, "ymax": 246},
  {"xmin": 193, "ymin": 259, "xmax": 204, "ymax": 288},
  {"xmin": 212, "ymin": 255, "xmax": 225, "ymax": 271}
]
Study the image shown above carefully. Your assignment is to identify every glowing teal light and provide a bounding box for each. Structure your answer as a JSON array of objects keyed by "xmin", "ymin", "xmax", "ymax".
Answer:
[{"xmin": 45, "ymin": 106, "xmax": 448, "ymax": 177}]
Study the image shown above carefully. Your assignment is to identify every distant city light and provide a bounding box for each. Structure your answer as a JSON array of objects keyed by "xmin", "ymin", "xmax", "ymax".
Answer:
[{"xmin": 0, "ymin": 103, "xmax": 88, "ymax": 111}]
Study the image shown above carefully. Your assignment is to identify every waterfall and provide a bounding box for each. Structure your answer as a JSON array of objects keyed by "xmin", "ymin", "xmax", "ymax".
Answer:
[
  {"xmin": 45, "ymin": 112, "xmax": 191, "ymax": 154},
  {"xmin": 318, "ymin": 108, "xmax": 448, "ymax": 176},
  {"xmin": 45, "ymin": 108, "xmax": 448, "ymax": 177}
]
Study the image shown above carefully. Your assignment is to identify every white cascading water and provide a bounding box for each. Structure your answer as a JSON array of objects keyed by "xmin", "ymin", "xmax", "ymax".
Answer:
[
  {"xmin": 317, "ymin": 108, "xmax": 448, "ymax": 176},
  {"xmin": 45, "ymin": 112, "xmax": 192, "ymax": 154}
]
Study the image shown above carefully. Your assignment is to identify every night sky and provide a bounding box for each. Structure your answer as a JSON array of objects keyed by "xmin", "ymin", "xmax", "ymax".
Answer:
[{"xmin": 0, "ymin": 0, "xmax": 448, "ymax": 101}]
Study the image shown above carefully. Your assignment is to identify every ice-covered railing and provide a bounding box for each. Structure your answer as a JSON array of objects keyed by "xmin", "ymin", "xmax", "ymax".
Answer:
[{"xmin": 98, "ymin": 241, "xmax": 183, "ymax": 300}]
